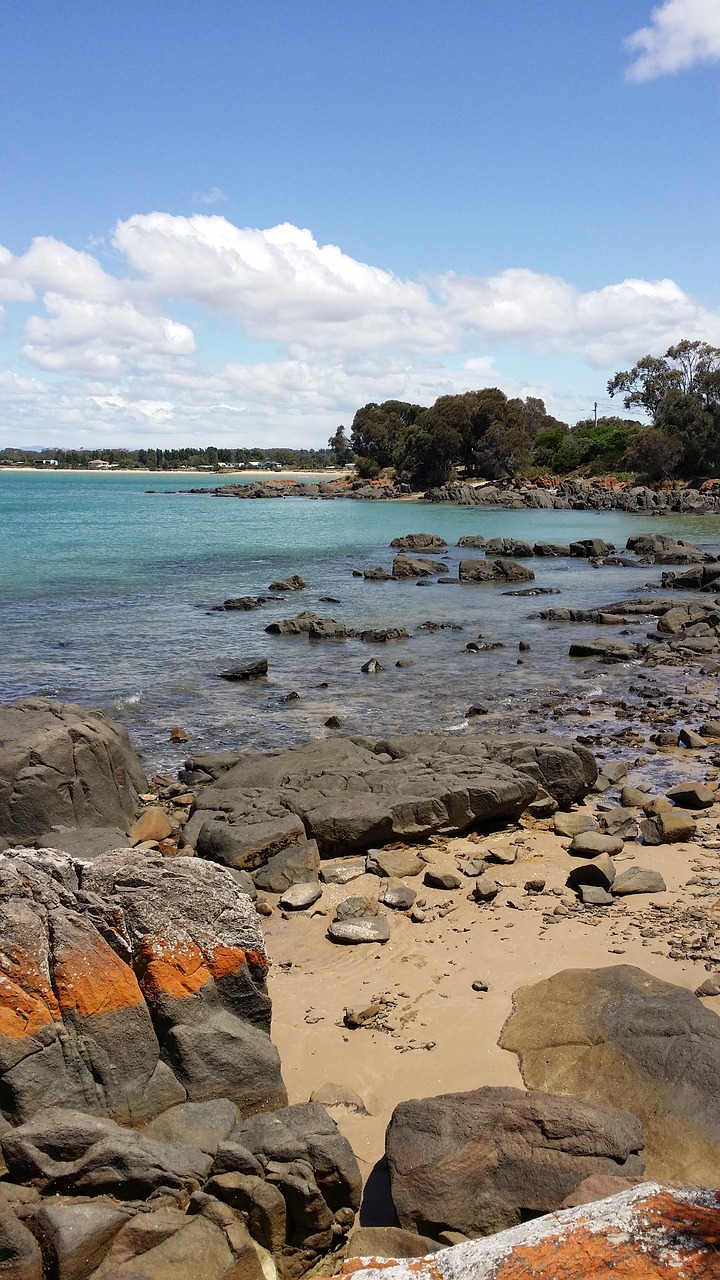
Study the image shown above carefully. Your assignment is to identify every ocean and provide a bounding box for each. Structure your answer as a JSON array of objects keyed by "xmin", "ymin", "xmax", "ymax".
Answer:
[{"xmin": 3, "ymin": 469, "xmax": 720, "ymax": 775}]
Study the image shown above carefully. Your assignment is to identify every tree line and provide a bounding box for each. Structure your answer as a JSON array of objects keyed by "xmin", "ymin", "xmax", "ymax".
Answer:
[
  {"xmin": 0, "ymin": 446, "xmax": 337, "ymax": 471},
  {"xmin": 337, "ymin": 340, "xmax": 720, "ymax": 485}
]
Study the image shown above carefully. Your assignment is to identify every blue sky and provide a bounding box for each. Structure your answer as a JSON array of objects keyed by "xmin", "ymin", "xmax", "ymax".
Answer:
[{"xmin": 1, "ymin": 0, "xmax": 719, "ymax": 448}]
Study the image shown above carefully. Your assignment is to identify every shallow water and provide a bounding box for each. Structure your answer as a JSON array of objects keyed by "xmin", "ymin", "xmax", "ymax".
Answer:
[{"xmin": 3, "ymin": 470, "xmax": 720, "ymax": 773}]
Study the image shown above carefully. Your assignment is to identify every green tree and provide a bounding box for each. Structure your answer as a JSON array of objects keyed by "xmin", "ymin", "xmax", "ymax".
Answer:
[
  {"xmin": 327, "ymin": 425, "xmax": 354, "ymax": 465},
  {"xmin": 350, "ymin": 400, "xmax": 424, "ymax": 469}
]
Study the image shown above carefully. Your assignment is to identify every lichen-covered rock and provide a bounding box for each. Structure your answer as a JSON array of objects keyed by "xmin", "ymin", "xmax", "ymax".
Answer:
[
  {"xmin": 385, "ymin": 1086, "xmax": 644, "ymax": 1239},
  {"xmin": 0, "ymin": 698, "xmax": 147, "ymax": 841},
  {"xmin": 0, "ymin": 848, "xmax": 286, "ymax": 1127},
  {"xmin": 340, "ymin": 1184, "xmax": 720, "ymax": 1280},
  {"xmin": 500, "ymin": 965, "xmax": 720, "ymax": 1184}
]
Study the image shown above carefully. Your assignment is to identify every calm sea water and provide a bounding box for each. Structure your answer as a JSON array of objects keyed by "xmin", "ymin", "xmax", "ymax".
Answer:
[{"xmin": 3, "ymin": 470, "xmax": 720, "ymax": 773}]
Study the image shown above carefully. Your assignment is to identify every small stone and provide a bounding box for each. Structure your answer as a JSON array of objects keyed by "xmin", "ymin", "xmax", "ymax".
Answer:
[
  {"xmin": 579, "ymin": 885, "xmax": 614, "ymax": 906},
  {"xmin": 666, "ymin": 781, "xmax": 716, "ymax": 809},
  {"xmin": 218, "ymin": 658, "xmax": 268, "ymax": 681},
  {"xmin": 486, "ymin": 846, "xmax": 517, "ymax": 865},
  {"xmin": 423, "ymin": 869, "xmax": 461, "ymax": 890},
  {"xmin": 471, "ymin": 980, "xmax": 489, "ymax": 992},
  {"xmin": 679, "ymin": 728, "xmax": 708, "ymax": 749},
  {"xmin": 524, "ymin": 877, "xmax": 546, "ymax": 894},
  {"xmin": 554, "ymin": 812, "xmax": 599, "ymax": 838},
  {"xmin": 361, "ymin": 658, "xmax": 384, "ymax": 674},
  {"xmin": 379, "ymin": 880, "xmax": 417, "ymax": 910},
  {"xmin": 128, "ymin": 807, "xmax": 173, "ymax": 846},
  {"xmin": 568, "ymin": 853, "xmax": 616, "ymax": 890},
  {"xmin": 641, "ymin": 810, "xmax": 697, "ymax": 844},
  {"xmin": 169, "ymin": 726, "xmax": 189, "ymax": 743},
  {"xmin": 279, "ymin": 882, "xmax": 322, "ymax": 910},
  {"xmin": 320, "ymin": 860, "xmax": 366, "ymax": 885},
  {"xmin": 343, "ymin": 1004, "xmax": 382, "ymax": 1029},
  {"xmin": 255, "ymin": 897, "xmax": 272, "ymax": 916},
  {"xmin": 695, "ymin": 977, "xmax": 720, "ymax": 997},
  {"xmin": 466, "ymin": 704, "xmax": 489, "ymax": 717},
  {"xmin": 324, "ymin": 715, "xmax": 342, "ymax": 729},
  {"xmin": 474, "ymin": 873, "xmax": 500, "ymax": 901},
  {"xmin": 368, "ymin": 849, "xmax": 425, "ymax": 879},
  {"xmin": 328, "ymin": 917, "xmax": 390, "ymax": 944}
]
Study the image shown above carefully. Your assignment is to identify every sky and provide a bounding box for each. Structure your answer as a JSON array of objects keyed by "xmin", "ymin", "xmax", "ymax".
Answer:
[{"xmin": 1, "ymin": 0, "xmax": 720, "ymax": 450}]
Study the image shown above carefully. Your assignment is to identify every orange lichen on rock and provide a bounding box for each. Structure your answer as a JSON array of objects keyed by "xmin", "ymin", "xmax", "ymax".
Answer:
[
  {"xmin": 135, "ymin": 936, "xmax": 213, "ymax": 1000},
  {"xmin": 0, "ymin": 948, "xmax": 60, "ymax": 1039},
  {"xmin": 208, "ymin": 944, "xmax": 250, "ymax": 980},
  {"xmin": 51, "ymin": 937, "xmax": 145, "ymax": 1019}
]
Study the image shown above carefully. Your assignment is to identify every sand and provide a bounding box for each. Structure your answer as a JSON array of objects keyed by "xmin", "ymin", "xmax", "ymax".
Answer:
[{"xmin": 263, "ymin": 813, "xmax": 720, "ymax": 1192}]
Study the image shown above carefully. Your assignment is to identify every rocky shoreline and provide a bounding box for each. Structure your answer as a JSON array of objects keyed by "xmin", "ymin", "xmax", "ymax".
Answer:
[
  {"xmin": 173, "ymin": 473, "xmax": 720, "ymax": 516},
  {"xmin": 2, "ymin": 682, "xmax": 720, "ymax": 1277}
]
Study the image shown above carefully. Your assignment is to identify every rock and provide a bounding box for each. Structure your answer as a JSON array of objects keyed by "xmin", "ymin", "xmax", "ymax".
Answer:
[
  {"xmin": 347, "ymin": 1226, "xmax": 440, "ymax": 1258},
  {"xmin": 559, "ymin": 1172, "xmax": 645, "ymax": 1208},
  {"xmin": 343, "ymin": 1005, "xmax": 381, "ymax": 1029},
  {"xmin": 466, "ymin": 704, "xmax": 488, "ymax": 718},
  {"xmin": 368, "ymin": 849, "xmax": 425, "ymax": 879},
  {"xmin": 33, "ymin": 826, "xmax": 130, "ymax": 862},
  {"xmin": 486, "ymin": 846, "xmax": 517, "ymax": 865},
  {"xmin": 0, "ymin": 698, "xmax": 147, "ymax": 842},
  {"xmin": 253, "ymin": 840, "xmax": 321, "ymax": 893},
  {"xmin": 309, "ymin": 1083, "xmax": 368, "ymax": 1114},
  {"xmin": 335, "ymin": 896, "xmax": 380, "ymax": 921},
  {"xmin": 679, "ymin": 727, "xmax": 708, "ymax": 749},
  {"xmin": 309, "ymin": 619, "xmax": 349, "ymax": 641},
  {"xmin": 612, "ymin": 867, "xmax": 666, "ymax": 895},
  {"xmin": 2, "ymin": 1107, "xmax": 212, "ymax": 1196},
  {"xmin": 569, "ymin": 831, "xmax": 624, "ymax": 857},
  {"xmin": 129, "ymin": 807, "xmax": 174, "ymax": 846},
  {"xmin": 579, "ymin": 885, "xmax": 614, "ymax": 906},
  {"xmin": 390, "ymin": 534, "xmax": 447, "ymax": 550},
  {"xmin": 459, "ymin": 559, "xmax": 534, "ymax": 584},
  {"xmin": 96, "ymin": 1207, "xmax": 258, "ymax": 1280},
  {"xmin": 218, "ymin": 659, "xmax": 268, "ymax": 681},
  {"xmin": 379, "ymin": 879, "xmax": 417, "ymax": 910},
  {"xmin": 569, "ymin": 539, "xmax": 614, "ymax": 558},
  {"xmin": 212, "ymin": 595, "xmax": 264, "ymax": 611},
  {"xmin": 392, "ymin": 556, "xmax": 447, "ymax": 579},
  {"xmin": 666, "ymin": 781, "xmax": 716, "ymax": 808},
  {"xmin": 319, "ymin": 860, "xmax": 366, "ymax": 885},
  {"xmin": 484, "ymin": 538, "xmax": 534, "ymax": 558},
  {"xmin": 696, "ymin": 977, "xmax": 720, "ymax": 997},
  {"xmin": 360, "ymin": 628, "xmax": 409, "ymax": 643},
  {"xmin": 598, "ymin": 807, "xmax": 639, "ymax": 839},
  {"xmin": 384, "ymin": 1085, "xmax": 644, "ymax": 1238},
  {"xmin": 0, "ymin": 1198, "xmax": 43, "ymax": 1280},
  {"xmin": 568, "ymin": 853, "xmax": 616, "ymax": 890},
  {"xmin": 533, "ymin": 542, "xmax": 570, "ymax": 556},
  {"xmin": 423, "ymin": 869, "xmax": 461, "ymax": 890},
  {"xmin": 700, "ymin": 719, "xmax": 720, "ymax": 737},
  {"xmin": 28, "ymin": 1198, "xmax": 132, "ymax": 1278},
  {"xmin": 640, "ymin": 810, "xmax": 697, "ymax": 844},
  {"xmin": 554, "ymin": 812, "xmax": 599, "ymax": 838},
  {"xmin": 361, "ymin": 658, "xmax": 384, "ymax": 674},
  {"xmin": 362, "ymin": 567, "xmax": 391, "ymax": 580},
  {"xmin": 457, "ymin": 536, "xmax": 487, "ymax": 548},
  {"xmin": 268, "ymin": 575, "xmax": 305, "ymax": 591},
  {"xmin": 340, "ymin": 1185, "xmax": 720, "ymax": 1280},
  {"xmin": 279, "ymin": 882, "xmax": 322, "ymax": 910},
  {"xmin": 140, "ymin": 1100, "xmax": 238, "ymax": 1156},
  {"xmin": 202, "ymin": 1173, "xmax": 286, "ymax": 1256},
  {"xmin": 474, "ymin": 874, "xmax": 500, "ymax": 901},
  {"xmin": 569, "ymin": 639, "xmax": 640, "ymax": 662},
  {"xmin": 620, "ymin": 785, "xmax": 652, "ymax": 808},
  {"xmin": 189, "ymin": 732, "xmax": 595, "ymax": 860},
  {"xmin": 197, "ymin": 812, "xmax": 309, "ymax": 872},
  {"xmin": 472, "ymin": 979, "xmax": 489, "ymax": 992},
  {"xmin": 500, "ymin": 964, "xmax": 720, "ymax": 1182},
  {"xmin": 0, "ymin": 848, "xmax": 285, "ymax": 1127},
  {"xmin": 328, "ymin": 918, "xmax": 390, "ymax": 944}
]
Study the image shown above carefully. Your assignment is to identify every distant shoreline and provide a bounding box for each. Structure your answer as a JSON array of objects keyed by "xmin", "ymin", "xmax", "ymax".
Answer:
[{"xmin": 0, "ymin": 466, "xmax": 351, "ymax": 479}]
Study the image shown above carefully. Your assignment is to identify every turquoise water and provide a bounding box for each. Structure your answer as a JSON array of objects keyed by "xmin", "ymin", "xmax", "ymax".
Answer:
[{"xmin": 3, "ymin": 470, "xmax": 720, "ymax": 772}]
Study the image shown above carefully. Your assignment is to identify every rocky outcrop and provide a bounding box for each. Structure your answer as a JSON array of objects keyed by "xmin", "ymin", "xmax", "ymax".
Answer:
[
  {"xmin": 500, "ymin": 965, "xmax": 720, "ymax": 1184},
  {"xmin": 385, "ymin": 1086, "xmax": 644, "ymax": 1239},
  {"xmin": 0, "ymin": 848, "xmax": 286, "ymax": 1128},
  {"xmin": 392, "ymin": 556, "xmax": 447, "ymax": 579},
  {"xmin": 341, "ymin": 1184, "xmax": 720, "ymax": 1280},
  {"xmin": 459, "ymin": 560, "xmax": 534, "ymax": 584},
  {"xmin": 389, "ymin": 534, "xmax": 447, "ymax": 550},
  {"xmin": 188, "ymin": 733, "xmax": 595, "ymax": 864},
  {"xmin": 0, "ymin": 698, "xmax": 147, "ymax": 842}
]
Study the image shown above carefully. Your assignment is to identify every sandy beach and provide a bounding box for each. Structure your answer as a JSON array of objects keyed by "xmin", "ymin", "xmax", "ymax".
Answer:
[{"xmin": 263, "ymin": 795, "xmax": 720, "ymax": 1192}]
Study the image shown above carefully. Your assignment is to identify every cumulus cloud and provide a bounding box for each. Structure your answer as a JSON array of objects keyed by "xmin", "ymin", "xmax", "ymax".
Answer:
[
  {"xmin": 22, "ymin": 294, "xmax": 195, "ymax": 375},
  {"xmin": 625, "ymin": 0, "xmax": 720, "ymax": 80},
  {"xmin": 2, "ymin": 212, "xmax": 720, "ymax": 447}
]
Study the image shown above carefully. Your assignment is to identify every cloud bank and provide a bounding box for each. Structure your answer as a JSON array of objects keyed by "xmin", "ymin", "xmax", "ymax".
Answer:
[
  {"xmin": 1, "ymin": 213, "xmax": 719, "ymax": 447},
  {"xmin": 625, "ymin": 0, "xmax": 720, "ymax": 80}
]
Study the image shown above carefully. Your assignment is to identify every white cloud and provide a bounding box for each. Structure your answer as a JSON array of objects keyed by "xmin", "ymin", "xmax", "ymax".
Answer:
[
  {"xmin": 1, "ymin": 212, "xmax": 720, "ymax": 447},
  {"xmin": 625, "ymin": 0, "xmax": 720, "ymax": 80},
  {"xmin": 194, "ymin": 187, "xmax": 228, "ymax": 205},
  {"xmin": 22, "ymin": 294, "xmax": 195, "ymax": 375}
]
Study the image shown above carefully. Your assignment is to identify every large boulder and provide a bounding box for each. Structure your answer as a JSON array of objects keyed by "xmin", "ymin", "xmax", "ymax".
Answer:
[
  {"xmin": 500, "ymin": 965, "xmax": 720, "ymax": 1184},
  {"xmin": 0, "ymin": 848, "xmax": 286, "ymax": 1128},
  {"xmin": 0, "ymin": 698, "xmax": 147, "ymax": 841},
  {"xmin": 340, "ymin": 1184, "xmax": 720, "ymax": 1280},
  {"xmin": 459, "ymin": 559, "xmax": 534, "ymax": 584},
  {"xmin": 190, "ymin": 734, "xmax": 594, "ymax": 860},
  {"xmin": 385, "ymin": 1086, "xmax": 644, "ymax": 1239}
]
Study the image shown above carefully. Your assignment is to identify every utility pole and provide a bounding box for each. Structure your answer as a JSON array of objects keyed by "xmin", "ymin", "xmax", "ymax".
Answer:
[{"xmin": 594, "ymin": 401, "xmax": 598, "ymax": 426}]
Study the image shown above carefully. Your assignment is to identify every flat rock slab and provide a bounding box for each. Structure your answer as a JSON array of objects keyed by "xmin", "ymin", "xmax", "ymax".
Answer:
[
  {"xmin": 612, "ymin": 866, "xmax": 666, "ymax": 895},
  {"xmin": 500, "ymin": 964, "xmax": 720, "ymax": 1184},
  {"xmin": 369, "ymin": 849, "xmax": 426, "ymax": 879},
  {"xmin": 34, "ymin": 826, "xmax": 130, "ymax": 861},
  {"xmin": 327, "ymin": 917, "xmax": 390, "ymax": 945}
]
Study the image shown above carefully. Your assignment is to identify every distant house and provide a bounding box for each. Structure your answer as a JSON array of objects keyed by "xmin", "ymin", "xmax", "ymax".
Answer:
[
  {"xmin": 88, "ymin": 459, "xmax": 117, "ymax": 470},
  {"xmin": 35, "ymin": 458, "xmax": 59, "ymax": 467}
]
